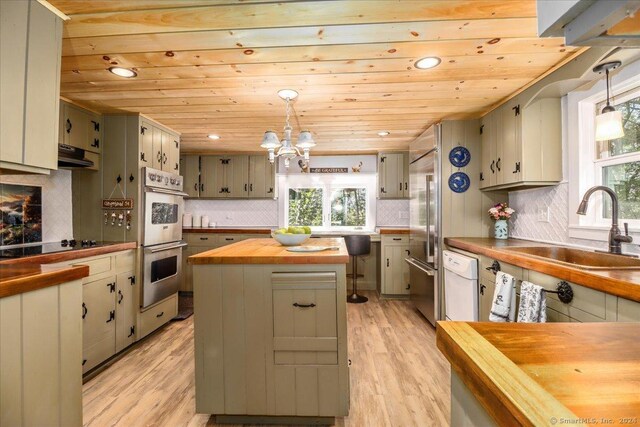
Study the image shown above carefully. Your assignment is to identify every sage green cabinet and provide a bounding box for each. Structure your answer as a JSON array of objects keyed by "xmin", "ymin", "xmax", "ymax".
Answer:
[
  {"xmin": 59, "ymin": 101, "xmax": 103, "ymax": 153},
  {"xmin": 82, "ymin": 276, "xmax": 117, "ymax": 374},
  {"xmin": 380, "ymin": 235, "xmax": 410, "ymax": 296},
  {"xmin": 0, "ymin": 0, "xmax": 62, "ymax": 173},
  {"xmin": 191, "ymin": 154, "xmax": 276, "ymax": 199},
  {"xmin": 181, "ymin": 155, "xmax": 201, "ymax": 197},
  {"xmin": 139, "ymin": 120, "xmax": 180, "ymax": 173},
  {"xmin": 378, "ymin": 152, "xmax": 409, "ymax": 199},
  {"xmin": 479, "ymin": 98, "xmax": 562, "ymax": 191}
]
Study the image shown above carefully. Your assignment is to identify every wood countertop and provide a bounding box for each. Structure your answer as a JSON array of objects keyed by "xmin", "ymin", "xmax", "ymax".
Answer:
[
  {"xmin": 188, "ymin": 237, "xmax": 350, "ymax": 265},
  {"xmin": 0, "ymin": 264, "xmax": 89, "ymax": 299},
  {"xmin": 182, "ymin": 227, "xmax": 272, "ymax": 234},
  {"xmin": 379, "ymin": 228, "xmax": 410, "ymax": 234},
  {"xmin": 437, "ymin": 321, "xmax": 640, "ymax": 426},
  {"xmin": 0, "ymin": 241, "xmax": 138, "ymax": 265},
  {"xmin": 445, "ymin": 237, "xmax": 640, "ymax": 303}
]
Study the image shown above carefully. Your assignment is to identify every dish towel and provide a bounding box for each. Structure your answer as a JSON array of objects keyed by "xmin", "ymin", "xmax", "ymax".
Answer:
[
  {"xmin": 489, "ymin": 271, "xmax": 517, "ymax": 322},
  {"xmin": 517, "ymin": 281, "xmax": 547, "ymax": 323}
]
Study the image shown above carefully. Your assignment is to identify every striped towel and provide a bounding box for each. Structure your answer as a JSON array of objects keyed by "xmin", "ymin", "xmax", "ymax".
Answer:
[
  {"xmin": 489, "ymin": 271, "xmax": 516, "ymax": 322},
  {"xmin": 517, "ymin": 281, "xmax": 547, "ymax": 323}
]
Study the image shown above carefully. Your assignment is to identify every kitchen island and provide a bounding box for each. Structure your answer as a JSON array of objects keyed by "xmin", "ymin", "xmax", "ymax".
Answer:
[
  {"xmin": 437, "ymin": 321, "xmax": 640, "ymax": 427},
  {"xmin": 188, "ymin": 237, "xmax": 350, "ymax": 424}
]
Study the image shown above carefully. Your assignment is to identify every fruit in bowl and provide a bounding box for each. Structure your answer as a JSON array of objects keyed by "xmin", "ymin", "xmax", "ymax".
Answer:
[{"xmin": 272, "ymin": 226, "xmax": 312, "ymax": 246}]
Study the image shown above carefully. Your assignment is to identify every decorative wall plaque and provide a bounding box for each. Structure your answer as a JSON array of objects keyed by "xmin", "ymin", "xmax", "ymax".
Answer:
[
  {"xmin": 309, "ymin": 167, "xmax": 349, "ymax": 173},
  {"xmin": 102, "ymin": 198, "xmax": 134, "ymax": 209}
]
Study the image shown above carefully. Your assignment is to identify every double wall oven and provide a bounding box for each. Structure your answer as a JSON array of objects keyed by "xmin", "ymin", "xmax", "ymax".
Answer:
[{"xmin": 141, "ymin": 167, "xmax": 187, "ymax": 309}]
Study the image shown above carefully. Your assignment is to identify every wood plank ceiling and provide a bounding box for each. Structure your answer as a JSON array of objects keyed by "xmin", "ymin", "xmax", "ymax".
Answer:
[{"xmin": 51, "ymin": 0, "xmax": 579, "ymax": 154}]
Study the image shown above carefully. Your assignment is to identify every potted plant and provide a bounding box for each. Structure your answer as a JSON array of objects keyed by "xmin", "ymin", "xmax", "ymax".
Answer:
[{"xmin": 488, "ymin": 203, "xmax": 515, "ymax": 239}]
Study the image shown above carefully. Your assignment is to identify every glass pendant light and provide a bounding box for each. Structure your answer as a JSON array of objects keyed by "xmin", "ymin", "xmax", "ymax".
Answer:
[{"xmin": 594, "ymin": 61, "xmax": 625, "ymax": 142}]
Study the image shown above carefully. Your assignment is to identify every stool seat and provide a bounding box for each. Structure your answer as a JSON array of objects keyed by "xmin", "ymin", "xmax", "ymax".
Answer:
[{"xmin": 344, "ymin": 235, "xmax": 371, "ymax": 304}]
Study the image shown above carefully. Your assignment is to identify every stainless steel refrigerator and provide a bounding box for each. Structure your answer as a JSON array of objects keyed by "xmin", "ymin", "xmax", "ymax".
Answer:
[{"xmin": 406, "ymin": 124, "xmax": 440, "ymax": 326}]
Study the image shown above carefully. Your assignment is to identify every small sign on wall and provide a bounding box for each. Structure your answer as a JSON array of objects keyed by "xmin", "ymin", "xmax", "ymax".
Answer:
[
  {"xmin": 102, "ymin": 198, "xmax": 134, "ymax": 209},
  {"xmin": 309, "ymin": 167, "xmax": 349, "ymax": 174}
]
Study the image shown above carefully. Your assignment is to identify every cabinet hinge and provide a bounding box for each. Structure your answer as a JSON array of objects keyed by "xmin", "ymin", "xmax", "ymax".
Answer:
[
  {"xmin": 513, "ymin": 105, "xmax": 520, "ymax": 116},
  {"xmin": 128, "ymin": 326, "xmax": 135, "ymax": 338},
  {"xmin": 480, "ymin": 124, "xmax": 484, "ymax": 135},
  {"xmin": 480, "ymin": 172, "xmax": 484, "ymax": 181},
  {"xmin": 106, "ymin": 310, "xmax": 115, "ymax": 323},
  {"xmin": 129, "ymin": 275, "xmax": 136, "ymax": 285},
  {"xmin": 140, "ymin": 126, "xmax": 147, "ymax": 135},
  {"xmin": 92, "ymin": 120, "xmax": 100, "ymax": 132},
  {"xmin": 512, "ymin": 162, "xmax": 521, "ymax": 174},
  {"xmin": 107, "ymin": 282, "xmax": 116, "ymax": 293},
  {"xmin": 380, "ymin": 156, "xmax": 386, "ymax": 163}
]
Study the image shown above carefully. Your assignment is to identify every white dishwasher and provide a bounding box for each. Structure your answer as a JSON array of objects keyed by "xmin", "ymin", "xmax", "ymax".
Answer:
[{"xmin": 443, "ymin": 250, "xmax": 479, "ymax": 321}]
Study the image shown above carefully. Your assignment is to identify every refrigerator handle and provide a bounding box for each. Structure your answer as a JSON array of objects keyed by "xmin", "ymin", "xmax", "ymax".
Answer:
[
  {"xmin": 404, "ymin": 258, "xmax": 435, "ymax": 275},
  {"xmin": 425, "ymin": 174, "xmax": 432, "ymax": 262}
]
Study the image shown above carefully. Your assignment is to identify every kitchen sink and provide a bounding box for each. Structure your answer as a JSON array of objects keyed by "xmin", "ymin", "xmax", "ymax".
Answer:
[{"xmin": 508, "ymin": 246, "xmax": 640, "ymax": 270}]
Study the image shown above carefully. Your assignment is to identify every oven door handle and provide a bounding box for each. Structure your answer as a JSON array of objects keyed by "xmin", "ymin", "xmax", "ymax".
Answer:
[
  {"xmin": 145, "ymin": 187, "xmax": 189, "ymax": 197},
  {"xmin": 148, "ymin": 242, "xmax": 188, "ymax": 253}
]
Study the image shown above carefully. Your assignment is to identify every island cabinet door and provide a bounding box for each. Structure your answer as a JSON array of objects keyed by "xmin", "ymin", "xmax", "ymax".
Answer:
[{"xmin": 271, "ymin": 272, "xmax": 342, "ymax": 417}]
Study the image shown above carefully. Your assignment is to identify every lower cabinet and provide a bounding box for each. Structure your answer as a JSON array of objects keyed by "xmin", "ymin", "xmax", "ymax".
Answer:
[
  {"xmin": 380, "ymin": 235, "xmax": 410, "ymax": 296},
  {"xmin": 138, "ymin": 293, "xmax": 178, "ymax": 340},
  {"xmin": 82, "ymin": 276, "xmax": 117, "ymax": 373},
  {"xmin": 476, "ymin": 253, "xmax": 638, "ymax": 322}
]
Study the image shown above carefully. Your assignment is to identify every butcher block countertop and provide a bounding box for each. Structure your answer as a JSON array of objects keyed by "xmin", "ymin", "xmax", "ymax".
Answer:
[
  {"xmin": 0, "ymin": 264, "xmax": 89, "ymax": 299},
  {"xmin": 0, "ymin": 241, "xmax": 137, "ymax": 265},
  {"xmin": 182, "ymin": 227, "xmax": 272, "ymax": 234},
  {"xmin": 446, "ymin": 237, "xmax": 640, "ymax": 303},
  {"xmin": 188, "ymin": 237, "xmax": 349, "ymax": 265},
  {"xmin": 437, "ymin": 321, "xmax": 640, "ymax": 426}
]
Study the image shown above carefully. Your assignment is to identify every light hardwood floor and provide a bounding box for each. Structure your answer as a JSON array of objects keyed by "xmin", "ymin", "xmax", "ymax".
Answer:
[{"xmin": 83, "ymin": 291, "xmax": 450, "ymax": 426}]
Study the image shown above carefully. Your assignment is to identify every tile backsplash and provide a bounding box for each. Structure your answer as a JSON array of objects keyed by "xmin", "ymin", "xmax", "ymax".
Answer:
[
  {"xmin": 0, "ymin": 170, "xmax": 73, "ymax": 245},
  {"xmin": 184, "ymin": 197, "xmax": 410, "ymax": 228},
  {"xmin": 185, "ymin": 199, "xmax": 279, "ymax": 227}
]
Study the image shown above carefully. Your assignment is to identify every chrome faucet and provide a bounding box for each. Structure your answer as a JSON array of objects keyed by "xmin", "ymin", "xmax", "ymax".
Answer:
[{"xmin": 576, "ymin": 186, "xmax": 633, "ymax": 255}]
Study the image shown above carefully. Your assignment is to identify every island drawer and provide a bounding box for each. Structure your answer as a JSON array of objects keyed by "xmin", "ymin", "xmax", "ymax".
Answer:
[{"xmin": 272, "ymin": 272, "xmax": 338, "ymax": 365}]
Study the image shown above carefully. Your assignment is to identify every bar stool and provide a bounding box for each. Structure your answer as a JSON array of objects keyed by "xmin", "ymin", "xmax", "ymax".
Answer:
[{"xmin": 344, "ymin": 235, "xmax": 370, "ymax": 304}]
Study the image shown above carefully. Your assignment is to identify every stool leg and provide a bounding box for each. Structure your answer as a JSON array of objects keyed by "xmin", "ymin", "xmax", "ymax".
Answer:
[{"xmin": 347, "ymin": 255, "xmax": 368, "ymax": 304}]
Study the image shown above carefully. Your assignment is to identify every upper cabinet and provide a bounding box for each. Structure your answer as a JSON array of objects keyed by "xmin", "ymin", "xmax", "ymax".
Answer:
[
  {"xmin": 184, "ymin": 154, "xmax": 276, "ymax": 199},
  {"xmin": 0, "ymin": 0, "xmax": 62, "ymax": 174},
  {"xmin": 139, "ymin": 119, "xmax": 180, "ymax": 174},
  {"xmin": 479, "ymin": 98, "xmax": 562, "ymax": 191},
  {"xmin": 378, "ymin": 152, "xmax": 409, "ymax": 199},
  {"xmin": 59, "ymin": 100, "xmax": 103, "ymax": 155}
]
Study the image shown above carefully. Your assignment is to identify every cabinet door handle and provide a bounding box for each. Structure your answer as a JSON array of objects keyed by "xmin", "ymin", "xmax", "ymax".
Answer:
[
  {"xmin": 480, "ymin": 284, "xmax": 486, "ymax": 295},
  {"xmin": 399, "ymin": 182, "xmax": 402, "ymax": 191},
  {"xmin": 496, "ymin": 157, "xmax": 501, "ymax": 171},
  {"xmin": 293, "ymin": 303, "xmax": 316, "ymax": 308},
  {"xmin": 249, "ymin": 183, "xmax": 253, "ymax": 192},
  {"xmin": 175, "ymin": 140, "xmax": 179, "ymax": 148},
  {"xmin": 163, "ymin": 153, "xmax": 168, "ymax": 164},
  {"xmin": 156, "ymin": 311, "xmax": 164, "ymax": 318},
  {"xmin": 175, "ymin": 162, "xmax": 179, "ymax": 171},
  {"xmin": 157, "ymin": 151, "xmax": 162, "ymax": 163},
  {"xmin": 118, "ymin": 290, "xmax": 124, "ymax": 304},
  {"xmin": 244, "ymin": 183, "xmax": 248, "ymax": 191},
  {"xmin": 480, "ymin": 172, "xmax": 484, "ymax": 181},
  {"xmin": 194, "ymin": 183, "xmax": 198, "ymax": 192},
  {"xmin": 200, "ymin": 183, "xmax": 204, "ymax": 192},
  {"xmin": 405, "ymin": 182, "xmax": 408, "ymax": 191},
  {"xmin": 490, "ymin": 160, "xmax": 495, "ymax": 173},
  {"xmin": 387, "ymin": 258, "xmax": 390, "ymax": 267},
  {"xmin": 106, "ymin": 310, "xmax": 115, "ymax": 323},
  {"xmin": 66, "ymin": 118, "xmax": 72, "ymax": 134},
  {"xmin": 82, "ymin": 359, "xmax": 87, "ymax": 366},
  {"xmin": 82, "ymin": 302, "xmax": 87, "ymax": 319}
]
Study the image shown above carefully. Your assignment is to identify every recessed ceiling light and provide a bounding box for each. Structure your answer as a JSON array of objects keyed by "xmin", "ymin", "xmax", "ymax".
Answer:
[
  {"xmin": 377, "ymin": 131, "xmax": 390, "ymax": 136},
  {"xmin": 207, "ymin": 134, "xmax": 221, "ymax": 140},
  {"xmin": 414, "ymin": 57, "xmax": 441, "ymax": 70},
  {"xmin": 277, "ymin": 89, "xmax": 299, "ymax": 100},
  {"xmin": 108, "ymin": 67, "xmax": 137, "ymax": 78}
]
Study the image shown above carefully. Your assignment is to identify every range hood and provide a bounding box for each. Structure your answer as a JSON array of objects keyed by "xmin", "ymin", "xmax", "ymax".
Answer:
[
  {"xmin": 537, "ymin": 0, "xmax": 640, "ymax": 47},
  {"xmin": 58, "ymin": 144, "xmax": 95, "ymax": 168}
]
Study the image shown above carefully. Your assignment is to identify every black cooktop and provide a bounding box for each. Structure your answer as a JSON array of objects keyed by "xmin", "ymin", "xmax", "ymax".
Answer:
[{"xmin": 0, "ymin": 240, "xmax": 107, "ymax": 259}]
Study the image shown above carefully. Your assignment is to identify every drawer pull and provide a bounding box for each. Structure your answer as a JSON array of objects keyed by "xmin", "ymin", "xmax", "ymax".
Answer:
[
  {"xmin": 225, "ymin": 238, "xmax": 234, "ymax": 241},
  {"xmin": 393, "ymin": 238, "xmax": 402, "ymax": 241},
  {"xmin": 199, "ymin": 237, "xmax": 209, "ymax": 240},
  {"xmin": 156, "ymin": 311, "xmax": 164, "ymax": 318},
  {"xmin": 293, "ymin": 303, "xmax": 316, "ymax": 308}
]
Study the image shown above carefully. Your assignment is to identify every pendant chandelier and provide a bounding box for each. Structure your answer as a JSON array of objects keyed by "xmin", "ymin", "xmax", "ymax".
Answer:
[
  {"xmin": 594, "ymin": 61, "xmax": 625, "ymax": 142},
  {"xmin": 260, "ymin": 89, "xmax": 316, "ymax": 168}
]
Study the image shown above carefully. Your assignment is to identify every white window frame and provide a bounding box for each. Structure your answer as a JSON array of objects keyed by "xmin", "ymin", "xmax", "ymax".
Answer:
[
  {"xmin": 568, "ymin": 61, "xmax": 640, "ymax": 242},
  {"xmin": 279, "ymin": 173, "xmax": 377, "ymax": 231}
]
